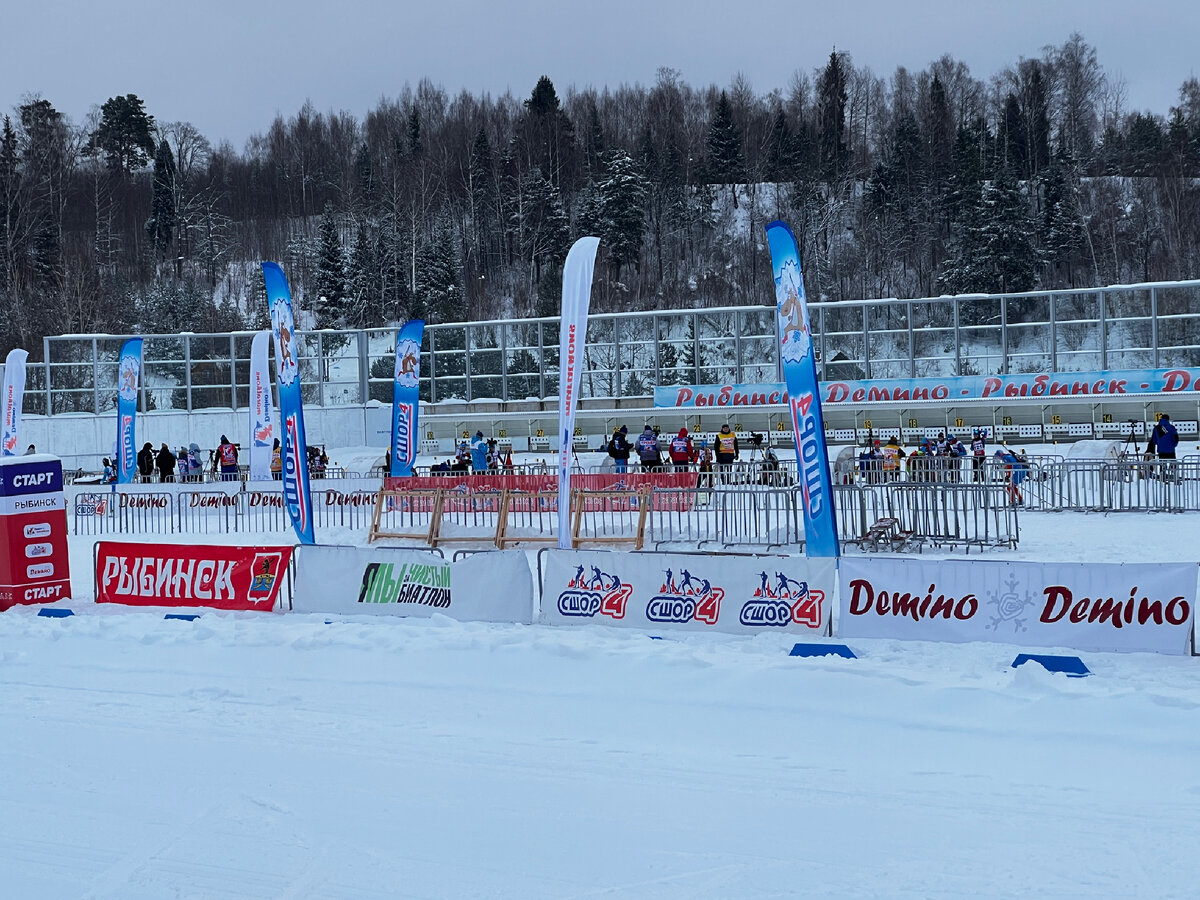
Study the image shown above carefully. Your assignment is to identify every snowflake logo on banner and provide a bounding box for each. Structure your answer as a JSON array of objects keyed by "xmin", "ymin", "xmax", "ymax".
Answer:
[
  {"xmin": 775, "ymin": 257, "xmax": 811, "ymax": 365},
  {"xmin": 394, "ymin": 338, "xmax": 421, "ymax": 388},
  {"xmin": 986, "ymin": 574, "xmax": 1037, "ymax": 632},
  {"xmin": 271, "ymin": 297, "xmax": 299, "ymax": 388},
  {"xmin": 117, "ymin": 354, "xmax": 140, "ymax": 402}
]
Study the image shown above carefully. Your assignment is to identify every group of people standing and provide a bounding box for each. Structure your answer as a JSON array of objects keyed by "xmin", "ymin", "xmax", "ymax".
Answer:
[
  {"xmin": 606, "ymin": 423, "xmax": 749, "ymax": 486},
  {"xmin": 605, "ymin": 424, "xmax": 729, "ymax": 473},
  {"xmin": 855, "ymin": 430, "xmax": 994, "ymax": 483},
  {"xmin": 430, "ymin": 431, "xmax": 513, "ymax": 474},
  {"xmin": 102, "ymin": 435, "xmax": 241, "ymax": 484}
]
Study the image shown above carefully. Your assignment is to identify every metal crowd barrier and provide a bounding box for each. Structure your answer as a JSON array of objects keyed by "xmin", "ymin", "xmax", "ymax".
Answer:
[
  {"xmin": 1101, "ymin": 459, "xmax": 1200, "ymax": 512},
  {"xmin": 72, "ymin": 478, "xmax": 1018, "ymax": 551},
  {"xmin": 1015, "ymin": 458, "xmax": 1200, "ymax": 512},
  {"xmin": 833, "ymin": 484, "xmax": 876, "ymax": 543},
  {"xmin": 72, "ymin": 491, "xmax": 175, "ymax": 535},
  {"xmin": 708, "ymin": 487, "xmax": 802, "ymax": 549},
  {"xmin": 1021, "ymin": 461, "xmax": 1107, "ymax": 512},
  {"xmin": 645, "ymin": 489, "xmax": 720, "ymax": 547},
  {"xmin": 312, "ymin": 489, "xmax": 382, "ymax": 529},
  {"xmin": 877, "ymin": 483, "xmax": 1019, "ymax": 550},
  {"xmin": 177, "ymin": 489, "xmax": 243, "ymax": 534}
]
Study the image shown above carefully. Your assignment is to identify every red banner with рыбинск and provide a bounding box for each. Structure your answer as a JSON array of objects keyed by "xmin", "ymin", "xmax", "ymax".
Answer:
[{"xmin": 94, "ymin": 541, "xmax": 292, "ymax": 611}]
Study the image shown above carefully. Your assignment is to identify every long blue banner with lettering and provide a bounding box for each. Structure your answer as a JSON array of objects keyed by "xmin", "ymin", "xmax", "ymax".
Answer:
[{"xmin": 654, "ymin": 367, "xmax": 1200, "ymax": 408}]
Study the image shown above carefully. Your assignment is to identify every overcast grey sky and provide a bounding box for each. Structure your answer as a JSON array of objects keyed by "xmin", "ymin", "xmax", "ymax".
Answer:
[{"xmin": 4, "ymin": 0, "xmax": 1197, "ymax": 146}]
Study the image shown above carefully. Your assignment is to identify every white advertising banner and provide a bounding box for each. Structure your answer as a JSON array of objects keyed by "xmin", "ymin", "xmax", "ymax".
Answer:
[
  {"xmin": 2, "ymin": 348, "xmax": 29, "ymax": 457},
  {"xmin": 293, "ymin": 546, "xmax": 534, "ymax": 624},
  {"xmin": 556, "ymin": 236, "xmax": 600, "ymax": 548},
  {"xmin": 248, "ymin": 330, "xmax": 275, "ymax": 482},
  {"xmin": 540, "ymin": 549, "xmax": 835, "ymax": 635},
  {"xmin": 838, "ymin": 558, "xmax": 1196, "ymax": 655}
]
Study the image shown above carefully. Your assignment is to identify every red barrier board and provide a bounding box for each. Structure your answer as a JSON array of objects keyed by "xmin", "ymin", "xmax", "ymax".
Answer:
[
  {"xmin": 386, "ymin": 472, "xmax": 696, "ymax": 492},
  {"xmin": 385, "ymin": 470, "xmax": 697, "ymax": 502},
  {"xmin": 95, "ymin": 542, "xmax": 293, "ymax": 611},
  {"xmin": 0, "ymin": 456, "xmax": 72, "ymax": 610}
]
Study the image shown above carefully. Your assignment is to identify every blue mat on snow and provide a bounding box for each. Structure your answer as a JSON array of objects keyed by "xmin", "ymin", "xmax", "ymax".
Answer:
[
  {"xmin": 1012, "ymin": 653, "xmax": 1090, "ymax": 677},
  {"xmin": 789, "ymin": 642, "xmax": 856, "ymax": 659}
]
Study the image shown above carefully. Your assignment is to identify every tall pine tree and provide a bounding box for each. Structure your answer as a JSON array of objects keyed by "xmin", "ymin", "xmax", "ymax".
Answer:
[
  {"xmin": 314, "ymin": 202, "xmax": 347, "ymax": 329},
  {"xmin": 816, "ymin": 51, "xmax": 850, "ymax": 182},
  {"xmin": 146, "ymin": 139, "xmax": 176, "ymax": 265},
  {"xmin": 90, "ymin": 94, "xmax": 155, "ymax": 174},
  {"xmin": 705, "ymin": 92, "xmax": 745, "ymax": 185},
  {"xmin": 596, "ymin": 149, "xmax": 648, "ymax": 270}
]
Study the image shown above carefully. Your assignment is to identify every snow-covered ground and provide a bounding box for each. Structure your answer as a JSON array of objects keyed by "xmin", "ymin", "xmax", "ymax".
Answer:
[{"xmin": 4, "ymin": 450, "xmax": 1200, "ymax": 898}]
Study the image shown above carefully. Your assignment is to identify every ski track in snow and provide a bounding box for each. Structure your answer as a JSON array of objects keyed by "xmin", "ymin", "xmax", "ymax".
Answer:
[{"xmin": 4, "ymin": 484, "xmax": 1200, "ymax": 896}]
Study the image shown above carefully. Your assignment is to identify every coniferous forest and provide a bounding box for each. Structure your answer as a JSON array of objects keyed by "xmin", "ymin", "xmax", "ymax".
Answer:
[{"xmin": 4, "ymin": 34, "xmax": 1200, "ymax": 360}]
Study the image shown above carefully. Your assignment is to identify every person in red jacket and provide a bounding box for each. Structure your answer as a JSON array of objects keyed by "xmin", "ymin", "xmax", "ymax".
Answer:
[
  {"xmin": 668, "ymin": 427, "xmax": 695, "ymax": 472},
  {"xmin": 217, "ymin": 434, "xmax": 239, "ymax": 481}
]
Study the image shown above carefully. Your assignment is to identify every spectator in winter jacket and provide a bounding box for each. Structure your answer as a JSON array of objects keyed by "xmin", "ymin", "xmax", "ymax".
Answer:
[
  {"xmin": 217, "ymin": 435, "xmax": 239, "ymax": 481},
  {"xmin": 714, "ymin": 424, "xmax": 739, "ymax": 482},
  {"xmin": 970, "ymin": 429, "xmax": 987, "ymax": 481},
  {"xmin": 668, "ymin": 428, "xmax": 694, "ymax": 471},
  {"xmin": 696, "ymin": 441, "xmax": 714, "ymax": 488},
  {"xmin": 946, "ymin": 434, "xmax": 966, "ymax": 481},
  {"xmin": 137, "ymin": 442, "xmax": 155, "ymax": 482},
  {"xmin": 637, "ymin": 426, "xmax": 661, "ymax": 470},
  {"xmin": 101, "ymin": 458, "xmax": 116, "ymax": 484},
  {"xmin": 1151, "ymin": 414, "xmax": 1179, "ymax": 459},
  {"xmin": 470, "ymin": 431, "xmax": 489, "ymax": 471},
  {"xmin": 452, "ymin": 442, "xmax": 471, "ymax": 473},
  {"xmin": 156, "ymin": 443, "xmax": 177, "ymax": 483},
  {"xmin": 184, "ymin": 443, "xmax": 204, "ymax": 481},
  {"xmin": 271, "ymin": 438, "xmax": 283, "ymax": 480},
  {"xmin": 858, "ymin": 442, "xmax": 881, "ymax": 484},
  {"xmin": 882, "ymin": 437, "xmax": 905, "ymax": 481},
  {"xmin": 607, "ymin": 426, "xmax": 631, "ymax": 473},
  {"xmin": 714, "ymin": 424, "xmax": 739, "ymax": 466}
]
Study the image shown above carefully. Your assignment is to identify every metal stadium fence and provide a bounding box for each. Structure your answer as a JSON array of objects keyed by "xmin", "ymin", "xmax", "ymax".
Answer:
[
  {"xmin": 35, "ymin": 280, "xmax": 1200, "ymax": 415},
  {"xmin": 71, "ymin": 456, "xmax": 1200, "ymax": 550},
  {"xmin": 1019, "ymin": 459, "xmax": 1200, "ymax": 512}
]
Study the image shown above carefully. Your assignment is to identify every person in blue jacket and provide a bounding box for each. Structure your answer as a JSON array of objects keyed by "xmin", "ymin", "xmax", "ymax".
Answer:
[
  {"xmin": 1149, "ymin": 414, "xmax": 1179, "ymax": 459},
  {"xmin": 995, "ymin": 448, "xmax": 1028, "ymax": 506},
  {"xmin": 636, "ymin": 425, "xmax": 661, "ymax": 470},
  {"xmin": 470, "ymin": 431, "xmax": 489, "ymax": 472},
  {"xmin": 606, "ymin": 426, "xmax": 632, "ymax": 473}
]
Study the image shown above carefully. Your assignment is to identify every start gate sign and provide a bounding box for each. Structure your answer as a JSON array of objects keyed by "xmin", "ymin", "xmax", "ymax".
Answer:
[
  {"xmin": 95, "ymin": 541, "xmax": 293, "ymax": 611},
  {"xmin": 838, "ymin": 558, "xmax": 1197, "ymax": 655},
  {"xmin": 540, "ymin": 549, "xmax": 835, "ymax": 635},
  {"xmin": 0, "ymin": 455, "xmax": 71, "ymax": 610}
]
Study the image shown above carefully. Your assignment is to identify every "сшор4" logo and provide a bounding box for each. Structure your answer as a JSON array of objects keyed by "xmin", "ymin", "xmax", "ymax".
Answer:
[
  {"xmin": 646, "ymin": 566, "xmax": 722, "ymax": 625},
  {"xmin": 741, "ymin": 570, "xmax": 822, "ymax": 628},
  {"xmin": 557, "ymin": 565, "xmax": 633, "ymax": 619}
]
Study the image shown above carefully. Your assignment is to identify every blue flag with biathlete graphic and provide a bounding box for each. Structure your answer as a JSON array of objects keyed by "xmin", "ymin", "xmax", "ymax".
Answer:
[
  {"xmin": 262, "ymin": 262, "xmax": 315, "ymax": 545},
  {"xmin": 115, "ymin": 338, "xmax": 142, "ymax": 485},
  {"xmin": 764, "ymin": 221, "xmax": 839, "ymax": 558},
  {"xmin": 390, "ymin": 319, "xmax": 424, "ymax": 477}
]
